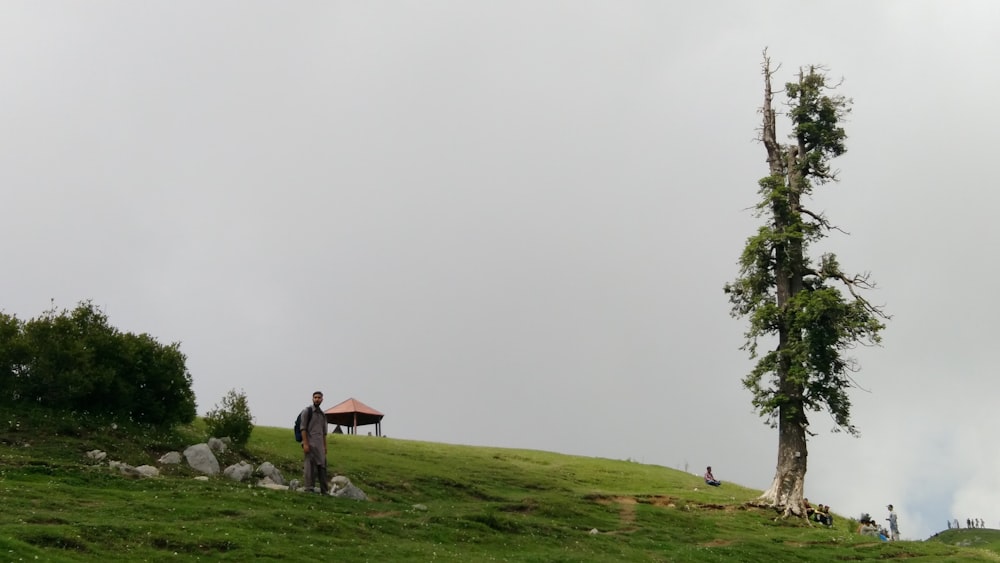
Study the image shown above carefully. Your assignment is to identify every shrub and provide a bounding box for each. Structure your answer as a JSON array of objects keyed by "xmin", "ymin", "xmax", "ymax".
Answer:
[
  {"xmin": 1, "ymin": 301, "xmax": 196, "ymax": 427},
  {"xmin": 204, "ymin": 389, "xmax": 254, "ymax": 448}
]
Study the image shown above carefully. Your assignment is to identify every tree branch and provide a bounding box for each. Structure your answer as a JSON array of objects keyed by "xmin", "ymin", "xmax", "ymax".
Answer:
[
  {"xmin": 798, "ymin": 207, "xmax": 830, "ymax": 229},
  {"xmin": 826, "ymin": 271, "xmax": 891, "ymax": 320}
]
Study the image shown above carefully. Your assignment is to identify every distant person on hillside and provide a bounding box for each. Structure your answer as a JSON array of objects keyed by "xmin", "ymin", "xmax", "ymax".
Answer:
[
  {"xmin": 704, "ymin": 466, "xmax": 721, "ymax": 486},
  {"xmin": 299, "ymin": 391, "xmax": 329, "ymax": 495},
  {"xmin": 887, "ymin": 504, "xmax": 900, "ymax": 541},
  {"xmin": 804, "ymin": 498, "xmax": 815, "ymax": 519}
]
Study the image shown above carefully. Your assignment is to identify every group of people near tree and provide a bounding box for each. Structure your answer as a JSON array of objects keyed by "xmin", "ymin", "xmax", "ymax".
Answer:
[
  {"xmin": 804, "ymin": 501, "xmax": 900, "ymax": 541},
  {"xmin": 804, "ymin": 499, "xmax": 834, "ymax": 526},
  {"xmin": 857, "ymin": 512, "xmax": 897, "ymax": 541},
  {"xmin": 855, "ymin": 505, "xmax": 899, "ymax": 541},
  {"xmin": 856, "ymin": 513, "xmax": 883, "ymax": 538},
  {"xmin": 697, "ymin": 461, "xmax": 908, "ymax": 543},
  {"xmin": 697, "ymin": 466, "xmax": 907, "ymax": 542}
]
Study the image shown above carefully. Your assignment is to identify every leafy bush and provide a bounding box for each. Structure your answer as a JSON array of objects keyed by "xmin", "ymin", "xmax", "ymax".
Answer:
[
  {"xmin": 0, "ymin": 301, "xmax": 196, "ymax": 426},
  {"xmin": 204, "ymin": 389, "xmax": 254, "ymax": 448}
]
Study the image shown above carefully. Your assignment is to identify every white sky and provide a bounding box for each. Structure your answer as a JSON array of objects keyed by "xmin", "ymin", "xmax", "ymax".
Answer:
[{"xmin": 3, "ymin": 1, "xmax": 998, "ymax": 540}]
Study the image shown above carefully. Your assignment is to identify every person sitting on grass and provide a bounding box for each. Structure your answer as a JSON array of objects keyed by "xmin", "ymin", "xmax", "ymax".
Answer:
[
  {"xmin": 704, "ymin": 466, "xmax": 721, "ymax": 487},
  {"xmin": 812, "ymin": 504, "xmax": 824, "ymax": 523},
  {"xmin": 813, "ymin": 504, "xmax": 832, "ymax": 526},
  {"xmin": 858, "ymin": 514, "xmax": 879, "ymax": 537}
]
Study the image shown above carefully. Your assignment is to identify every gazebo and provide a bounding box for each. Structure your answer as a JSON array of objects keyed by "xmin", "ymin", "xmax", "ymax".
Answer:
[{"xmin": 324, "ymin": 397, "xmax": 385, "ymax": 436}]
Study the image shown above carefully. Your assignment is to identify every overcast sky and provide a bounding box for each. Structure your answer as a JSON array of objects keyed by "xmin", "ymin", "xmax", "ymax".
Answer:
[{"xmin": 3, "ymin": 1, "xmax": 998, "ymax": 540}]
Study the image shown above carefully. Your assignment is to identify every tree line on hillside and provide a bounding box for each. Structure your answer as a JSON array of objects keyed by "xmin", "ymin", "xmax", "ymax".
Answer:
[{"xmin": 0, "ymin": 301, "xmax": 196, "ymax": 426}]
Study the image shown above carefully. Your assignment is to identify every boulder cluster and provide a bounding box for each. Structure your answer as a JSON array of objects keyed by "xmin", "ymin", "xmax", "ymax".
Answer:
[{"xmin": 84, "ymin": 436, "xmax": 368, "ymax": 500}]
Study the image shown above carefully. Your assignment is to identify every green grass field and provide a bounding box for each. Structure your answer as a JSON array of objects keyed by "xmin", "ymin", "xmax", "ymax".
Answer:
[{"xmin": 1, "ymin": 408, "xmax": 997, "ymax": 562}]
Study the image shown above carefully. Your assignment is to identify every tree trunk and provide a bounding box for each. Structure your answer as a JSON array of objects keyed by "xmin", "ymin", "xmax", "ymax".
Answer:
[{"xmin": 756, "ymin": 401, "xmax": 808, "ymax": 516}]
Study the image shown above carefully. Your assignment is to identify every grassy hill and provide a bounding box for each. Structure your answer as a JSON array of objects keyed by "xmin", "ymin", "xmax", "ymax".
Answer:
[
  {"xmin": 928, "ymin": 529, "xmax": 1000, "ymax": 557},
  {"xmin": 1, "ymin": 409, "xmax": 996, "ymax": 562}
]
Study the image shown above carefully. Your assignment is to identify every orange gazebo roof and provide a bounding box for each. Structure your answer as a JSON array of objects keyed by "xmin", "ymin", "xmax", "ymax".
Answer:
[{"xmin": 324, "ymin": 397, "xmax": 384, "ymax": 428}]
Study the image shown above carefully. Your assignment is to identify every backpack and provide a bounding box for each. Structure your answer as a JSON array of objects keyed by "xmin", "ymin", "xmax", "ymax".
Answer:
[{"xmin": 294, "ymin": 407, "xmax": 313, "ymax": 443}]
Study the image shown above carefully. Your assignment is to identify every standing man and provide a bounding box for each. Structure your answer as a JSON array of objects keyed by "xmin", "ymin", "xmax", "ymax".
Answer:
[
  {"xmin": 886, "ymin": 504, "xmax": 900, "ymax": 541},
  {"xmin": 300, "ymin": 391, "xmax": 329, "ymax": 494}
]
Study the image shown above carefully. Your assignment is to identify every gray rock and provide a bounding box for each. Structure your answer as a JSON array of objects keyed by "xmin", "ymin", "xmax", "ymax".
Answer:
[
  {"xmin": 255, "ymin": 462, "xmax": 285, "ymax": 486},
  {"xmin": 183, "ymin": 443, "xmax": 220, "ymax": 475},
  {"xmin": 257, "ymin": 476, "xmax": 290, "ymax": 491},
  {"xmin": 119, "ymin": 465, "xmax": 142, "ymax": 478},
  {"xmin": 223, "ymin": 460, "xmax": 253, "ymax": 482},
  {"xmin": 412, "ymin": 504, "xmax": 428, "ymax": 511},
  {"xmin": 158, "ymin": 451, "xmax": 182, "ymax": 464},
  {"xmin": 134, "ymin": 465, "xmax": 160, "ymax": 478},
  {"xmin": 207, "ymin": 437, "xmax": 227, "ymax": 454},
  {"xmin": 332, "ymin": 483, "xmax": 369, "ymax": 501},
  {"xmin": 86, "ymin": 449, "xmax": 107, "ymax": 461}
]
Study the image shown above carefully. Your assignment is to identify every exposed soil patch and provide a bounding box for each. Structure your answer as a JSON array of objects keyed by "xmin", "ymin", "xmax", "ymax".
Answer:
[
  {"xmin": 640, "ymin": 495, "xmax": 678, "ymax": 508},
  {"xmin": 590, "ymin": 495, "xmax": 682, "ymax": 533},
  {"xmin": 591, "ymin": 496, "xmax": 638, "ymax": 531},
  {"xmin": 700, "ymin": 539, "xmax": 735, "ymax": 547},
  {"xmin": 593, "ymin": 495, "xmax": 677, "ymax": 508},
  {"xmin": 612, "ymin": 497, "xmax": 638, "ymax": 527},
  {"xmin": 588, "ymin": 494, "xmax": 757, "ymax": 538},
  {"xmin": 500, "ymin": 498, "xmax": 539, "ymax": 513}
]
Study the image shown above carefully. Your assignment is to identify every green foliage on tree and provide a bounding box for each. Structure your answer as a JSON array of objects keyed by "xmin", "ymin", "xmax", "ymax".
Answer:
[
  {"xmin": 723, "ymin": 53, "xmax": 888, "ymax": 514},
  {"xmin": 0, "ymin": 312, "xmax": 28, "ymax": 402},
  {"xmin": 204, "ymin": 388, "xmax": 254, "ymax": 448},
  {"xmin": 0, "ymin": 301, "xmax": 196, "ymax": 427}
]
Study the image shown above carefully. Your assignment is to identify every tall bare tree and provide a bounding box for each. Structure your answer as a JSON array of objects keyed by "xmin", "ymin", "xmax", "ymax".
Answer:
[{"xmin": 724, "ymin": 53, "xmax": 888, "ymax": 517}]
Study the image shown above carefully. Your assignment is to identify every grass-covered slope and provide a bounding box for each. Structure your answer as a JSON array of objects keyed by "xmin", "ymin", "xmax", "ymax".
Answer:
[
  {"xmin": 928, "ymin": 528, "xmax": 1000, "ymax": 557},
  {"xmin": 1, "ymin": 411, "xmax": 995, "ymax": 562}
]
